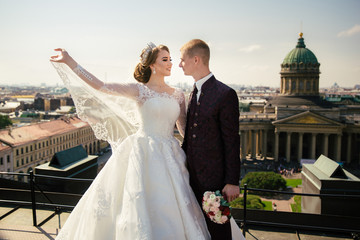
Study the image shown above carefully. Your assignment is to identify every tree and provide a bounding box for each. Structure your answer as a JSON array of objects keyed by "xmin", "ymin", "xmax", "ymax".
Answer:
[
  {"xmin": 240, "ymin": 171, "xmax": 287, "ymax": 196},
  {"xmin": 0, "ymin": 115, "xmax": 12, "ymax": 129}
]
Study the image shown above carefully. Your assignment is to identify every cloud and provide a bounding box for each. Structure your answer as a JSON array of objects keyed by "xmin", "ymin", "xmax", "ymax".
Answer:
[
  {"xmin": 238, "ymin": 44, "xmax": 261, "ymax": 53},
  {"xmin": 337, "ymin": 24, "xmax": 360, "ymax": 37}
]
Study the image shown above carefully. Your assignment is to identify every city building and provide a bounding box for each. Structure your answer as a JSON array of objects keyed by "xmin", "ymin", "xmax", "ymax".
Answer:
[
  {"xmin": 0, "ymin": 142, "xmax": 12, "ymax": 177},
  {"xmin": 240, "ymin": 33, "xmax": 360, "ymax": 166},
  {"xmin": 0, "ymin": 116, "xmax": 106, "ymax": 182}
]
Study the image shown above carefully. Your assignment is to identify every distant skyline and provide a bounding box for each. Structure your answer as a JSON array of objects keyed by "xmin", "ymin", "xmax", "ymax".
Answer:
[{"xmin": 0, "ymin": 0, "xmax": 359, "ymax": 88}]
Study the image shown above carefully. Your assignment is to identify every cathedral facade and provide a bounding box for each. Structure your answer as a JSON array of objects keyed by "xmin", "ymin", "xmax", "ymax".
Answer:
[{"xmin": 240, "ymin": 33, "xmax": 360, "ymax": 166}]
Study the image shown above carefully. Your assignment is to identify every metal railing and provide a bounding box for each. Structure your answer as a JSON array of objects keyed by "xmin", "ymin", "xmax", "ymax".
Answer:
[
  {"xmin": 1, "ymin": 171, "xmax": 360, "ymax": 238},
  {"xmin": 0, "ymin": 171, "xmax": 92, "ymax": 228},
  {"xmin": 240, "ymin": 184, "xmax": 360, "ymax": 238}
]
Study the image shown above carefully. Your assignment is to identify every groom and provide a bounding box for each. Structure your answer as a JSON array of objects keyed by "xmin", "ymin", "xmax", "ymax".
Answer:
[{"xmin": 180, "ymin": 39, "xmax": 240, "ymax": 240}]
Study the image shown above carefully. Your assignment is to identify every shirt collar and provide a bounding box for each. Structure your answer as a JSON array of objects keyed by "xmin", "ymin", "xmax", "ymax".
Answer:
[{"xmin": 195, "ymin": 72, "xmax": 213, "ymax": 91}]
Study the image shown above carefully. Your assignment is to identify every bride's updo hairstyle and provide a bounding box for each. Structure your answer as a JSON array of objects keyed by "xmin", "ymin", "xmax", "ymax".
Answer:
[{"xmin": 134, "ymin": 43, "xmax": 170, "ymax": 83}]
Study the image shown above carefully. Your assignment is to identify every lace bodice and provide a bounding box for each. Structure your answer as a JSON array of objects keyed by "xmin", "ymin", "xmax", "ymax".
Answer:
[{"xmin": 137, "ymin": 84, "xmax": 185, "ymax": 138}]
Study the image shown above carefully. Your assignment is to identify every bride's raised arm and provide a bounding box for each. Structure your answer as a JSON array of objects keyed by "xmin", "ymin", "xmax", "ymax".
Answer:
[{"xmin": 50, "ymin": 48, "xmax": 138, "ymax": 98}]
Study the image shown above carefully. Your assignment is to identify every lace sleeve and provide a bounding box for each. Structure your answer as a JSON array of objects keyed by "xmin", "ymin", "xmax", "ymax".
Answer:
[
  {"xmin": 51, "ymin": 62, "xmax": 141, "ymax": 149},
  {"xmin": 175, "ymin": 90, "xmax": 186, "ymax": 138},
  {"xmin": 72, "ymin": 64, "xmax": 138, "ymax": 99}
]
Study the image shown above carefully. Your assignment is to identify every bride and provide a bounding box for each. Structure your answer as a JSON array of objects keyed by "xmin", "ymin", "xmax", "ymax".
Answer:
[{"xmin": 50, "ymin": 43, "xmax": 211, "ymax": 240}]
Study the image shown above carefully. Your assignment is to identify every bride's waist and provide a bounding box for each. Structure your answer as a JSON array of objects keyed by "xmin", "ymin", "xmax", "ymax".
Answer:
[{"xmin": 137, "ymin": 128, "xmax": 175, "ymax": 139}]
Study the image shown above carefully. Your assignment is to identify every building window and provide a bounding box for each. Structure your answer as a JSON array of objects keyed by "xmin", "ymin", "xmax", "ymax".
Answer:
[
  {"xmin": 16, "ymin": 160, "xmax": 19, "ymax": 167},
  {"xmin": 21, "ymin": 158, "xmax": 24, "ymax": 165},
  {"xmin": 16, "ymin": 149, "xmax": 19, "ymax": 156},
  {"xmin": 26, "ymin": 157, "xmax": 29, "ymax": 164},
  {"xmin": 42, "ymin": 142, "xmax": 45, "ymax": 147},
  {"xmin": 30, "ymin": 145, "xmax": 33, "ymax": 151},
  {"xmin": 0, "ymin": 157, "xmax": 3, "ymax": 165},
  {"xmin": 39, "ymin": 143, "xmax": 41, "ymax": 149},
  {"xmin": 21, "ymin": 148, "xmax": 24, "ymax": 154},
  {"xmin": 26, "ymin": 146, "xmax": 28, "ymax": 153},
  {"xmin": 7, "ymin": 155, "xmax": 10, "ymax": 163}
]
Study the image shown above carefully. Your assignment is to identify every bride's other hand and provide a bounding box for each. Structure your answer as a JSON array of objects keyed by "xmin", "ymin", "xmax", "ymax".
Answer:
[{"xmin": 50, "ymin": 48, "xmax": 77, "ymax": 69}]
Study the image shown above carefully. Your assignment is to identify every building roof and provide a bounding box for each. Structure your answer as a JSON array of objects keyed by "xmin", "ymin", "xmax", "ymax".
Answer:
[
  {"xmin": 0, "ymin": 142, "xmax": 11, "ymax": 151},
  {"xmin": 282, "ymin": 33, "xmax": 318, "ymax": 64},
  {"xmin": 267, "ymin": 95, "xmax": 333, "ymax": 108},
  {"xmin": 0, "ymin": 101, "xmax": 20, "ymax": 110},
  {"xmin": 49, "ymin": 145, "xmax": 88, "ymax": 168},
  {"xmin": 303, "ymin": 155, "xmax": 360, "ymax": 181},
  {"xmin": 0, "ymin": 117, "xmax": 88, "ymax": 147}
]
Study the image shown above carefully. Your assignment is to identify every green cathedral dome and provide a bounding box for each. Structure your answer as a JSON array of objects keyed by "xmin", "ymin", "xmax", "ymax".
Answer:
[{"xmin": 283, "ymin": 33, "xmax": 318, "ymax": 64}]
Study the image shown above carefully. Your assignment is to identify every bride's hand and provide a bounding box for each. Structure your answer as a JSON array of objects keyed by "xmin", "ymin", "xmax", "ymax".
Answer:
[{"xmin": 50, "ymin": 48, "xmax": 70, "ymax": 63}]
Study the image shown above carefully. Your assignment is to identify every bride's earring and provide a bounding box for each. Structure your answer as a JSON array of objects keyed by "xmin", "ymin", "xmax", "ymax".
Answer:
[{"xmin": 153, "ymin": 68, "xmax": 156, "ymax": 74}]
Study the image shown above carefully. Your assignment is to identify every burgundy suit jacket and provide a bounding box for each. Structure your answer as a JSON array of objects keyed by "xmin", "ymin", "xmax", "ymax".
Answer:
[{"xmin": 182, "ymin": 75, "xmax": 240, "ymax": 201}]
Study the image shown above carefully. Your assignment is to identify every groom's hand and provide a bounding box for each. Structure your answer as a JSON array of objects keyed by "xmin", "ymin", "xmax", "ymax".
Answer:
[{"xmin": 222, "ymin": 184, "xmax": 240, "ymax": 202}]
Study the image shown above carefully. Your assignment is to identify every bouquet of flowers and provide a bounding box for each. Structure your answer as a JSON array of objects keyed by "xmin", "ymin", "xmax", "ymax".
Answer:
[{"xmin": 202, "ymin": 190, "xmax": 232, "ymax": 224}]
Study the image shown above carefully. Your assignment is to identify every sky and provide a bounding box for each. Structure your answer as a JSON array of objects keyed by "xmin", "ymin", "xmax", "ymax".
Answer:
[{"xmin": 0, "ymin": 0, "xmax": 359, "ymax": 88}]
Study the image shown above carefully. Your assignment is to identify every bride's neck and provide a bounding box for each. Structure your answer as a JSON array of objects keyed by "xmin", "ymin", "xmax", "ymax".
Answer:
[{"xmin": 147, "ymin": 75, "xmax": 166, "ymax": 86}]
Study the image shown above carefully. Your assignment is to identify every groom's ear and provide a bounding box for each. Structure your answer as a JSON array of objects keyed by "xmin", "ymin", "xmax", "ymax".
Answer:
[{"xmin": 194, "ymin": 56, "xmax": 200, "ymax": 65}]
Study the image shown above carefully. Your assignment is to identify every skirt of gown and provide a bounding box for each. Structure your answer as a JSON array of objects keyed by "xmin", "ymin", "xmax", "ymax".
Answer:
[{"xmin": 55, "ymin": 132, "xmax": 211, "ymax": 240}]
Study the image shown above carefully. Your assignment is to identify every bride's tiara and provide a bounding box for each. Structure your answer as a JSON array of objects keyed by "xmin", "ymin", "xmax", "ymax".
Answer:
[{"xmin": 141, "ymin": 42, "xmax": 156, "ymax": 65}]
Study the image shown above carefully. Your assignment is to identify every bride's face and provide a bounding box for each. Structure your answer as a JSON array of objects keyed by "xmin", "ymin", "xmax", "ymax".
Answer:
[{"xmin": 152, "ymin": 50, "xmax": 172, "ymax": 77}]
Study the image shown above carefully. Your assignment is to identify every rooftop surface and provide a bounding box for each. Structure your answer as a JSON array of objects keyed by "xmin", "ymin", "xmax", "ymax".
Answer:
[{"xmin": 0, "ymin": 205, "xmax": 354, "ymax": 240}]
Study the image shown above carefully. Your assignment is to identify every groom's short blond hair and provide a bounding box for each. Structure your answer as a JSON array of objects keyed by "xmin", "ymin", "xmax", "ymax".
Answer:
[{"xmin": 181, "ymin": 39, "xmax": 210, "ymax": 66}]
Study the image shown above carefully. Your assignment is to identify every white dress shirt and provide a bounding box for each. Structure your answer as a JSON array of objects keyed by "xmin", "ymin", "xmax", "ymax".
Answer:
[{"xmin": 195, "ymin": 72, "xmax": 213, "ymax": 101}]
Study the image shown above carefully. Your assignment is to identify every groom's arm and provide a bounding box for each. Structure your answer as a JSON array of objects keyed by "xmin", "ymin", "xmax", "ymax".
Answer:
[{"xmin": 219, "ymin": 88, "xmax": 240, "ymax": 186}]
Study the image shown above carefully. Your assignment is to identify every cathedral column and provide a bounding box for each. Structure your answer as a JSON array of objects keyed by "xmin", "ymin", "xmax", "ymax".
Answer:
[
  {"xmin": 286, "ymin": 132, "xmax": 291, "ymax": 162},
  {"xmin": 256, "ymin": 130, "xmax": 260, "ymax": 157},
  {"xmin": 251, "ymin": 130, "xmax": 256, "ymax": 159},
  {"xmin": 347, "ymin": 133, "xmax": 352, "ymax": 164},
  {"xmin": 240, "ymin": 131, "xmax": 244, "ymax": 160},
  {"xmin": 297, "ymin": 132, "xmax": 303, "ymax": 163},
  {"xmin": 241, "ymin": 131, "xmax": 248, "ymax": 160},
  {"xmin": 336, "ymin": 134, "xmax": 342, "ymax": 162},
  {"xmin": 296, "ymin": 78, "xmax": 300, "ymax": 94},
  {"xmin": 323, "ymin": 134, "xmax": 329, "ymax": 157},
  {"xmin": 311, "ymin": 133, "xmax": 317, "ymax": 160},
  {"xmin": 262, "ymin": 130, "xmax": 268, "ymax": 160},
  {"xmin": 274, "ymin": 131, "xmax": 279, "ymax": 162}
]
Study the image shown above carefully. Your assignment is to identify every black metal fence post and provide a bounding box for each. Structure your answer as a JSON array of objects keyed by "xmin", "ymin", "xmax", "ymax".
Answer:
[
  {"xmin": 29, "ymin": 171, "xmax": 37, "ymax": 226},
  {"xmin": 243, "ymin": 184, "xmax": 247, "ymax": 237}
]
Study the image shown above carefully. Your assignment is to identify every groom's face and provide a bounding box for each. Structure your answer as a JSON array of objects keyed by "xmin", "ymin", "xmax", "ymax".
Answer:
[{"xmin": 179, "ymin": 51, "xmax": 195, "ymax": 76}]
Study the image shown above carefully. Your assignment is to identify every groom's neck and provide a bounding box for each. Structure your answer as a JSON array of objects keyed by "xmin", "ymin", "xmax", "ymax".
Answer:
[{"xmin": 193, "ymin": 68, "xmax": 211, "ymax": 82}]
